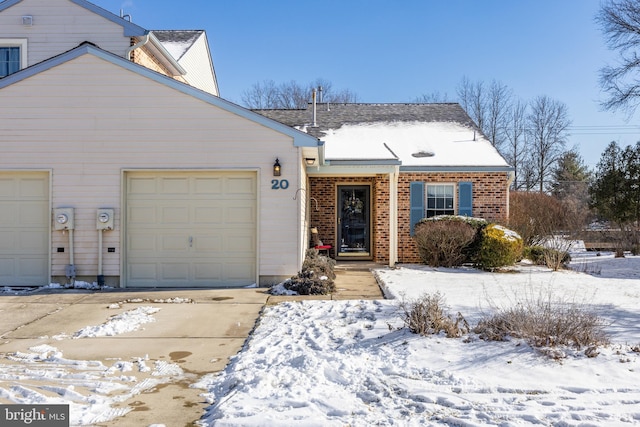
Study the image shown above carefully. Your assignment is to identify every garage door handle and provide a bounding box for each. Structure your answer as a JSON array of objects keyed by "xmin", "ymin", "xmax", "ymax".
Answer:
[{"xmin": 189, "ymin": 236, "xmax": 193, "ymax": 247}]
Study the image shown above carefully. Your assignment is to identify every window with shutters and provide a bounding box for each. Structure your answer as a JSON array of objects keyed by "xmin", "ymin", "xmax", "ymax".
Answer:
[{"xmin": 425, "ymin": 184, "xmax": 455, "ymax": 217}]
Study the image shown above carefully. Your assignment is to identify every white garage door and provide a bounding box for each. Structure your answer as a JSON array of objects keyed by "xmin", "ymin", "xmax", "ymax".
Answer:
[
  {"xmin": 0, "ymin": 172, "xmax": 49, "ymax": 286},
  {"xmin": 125, "ymin": 171, "xmax": 257, "ymax": 288}
]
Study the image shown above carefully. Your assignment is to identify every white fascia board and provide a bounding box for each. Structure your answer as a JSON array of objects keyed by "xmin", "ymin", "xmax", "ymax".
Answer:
[
  {"xmin": 399, "ymin": 165, "xmax": 515, "ymax": 173},
  {"xmin": 0, "ymin": 43, "xmax": 319, "ymax": 149},
  {"xmin": 308, "ymin": 164, "xmax": 397, "ymax": 176},
  {"xmin": 147, "ymin": 32, "xmax": 186, "ymax": 76}
]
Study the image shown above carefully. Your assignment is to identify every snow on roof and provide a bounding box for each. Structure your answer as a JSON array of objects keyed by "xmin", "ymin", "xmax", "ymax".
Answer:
[
  {"xmin": 322, "ymin": 121, "xmax": 510, "ymax": 167},
  {"xmin": 152, "ymin": 30, "xmax": 203, "ymax": 61}
]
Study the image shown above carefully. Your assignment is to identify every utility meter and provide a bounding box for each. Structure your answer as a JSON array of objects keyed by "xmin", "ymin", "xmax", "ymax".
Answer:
[
  {"xmin": 96, "ymin": 208, "xmax": 114, "ymax": 231},
  {"xmin": 53, "ymin": 208, "xmax": 75, "ymax": 230}
]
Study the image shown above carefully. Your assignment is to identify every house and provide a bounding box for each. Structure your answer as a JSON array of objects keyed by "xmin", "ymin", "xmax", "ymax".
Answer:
[
  {"xmin": 0, "ymin": 0, "xmax": 322, "ymax": 288},
  {"xmin": 0, "ymin": 0, "xmax": 512, "ymax": 290},
  {"xmin": 256, "ymin": 102, "xmax": 514, "ymax": 265}
]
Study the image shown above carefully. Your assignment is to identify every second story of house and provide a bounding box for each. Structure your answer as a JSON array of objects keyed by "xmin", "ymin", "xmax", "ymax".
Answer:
[{"xmin": 0, "ymin": 0, "xmax": 218, "ymax": 95}]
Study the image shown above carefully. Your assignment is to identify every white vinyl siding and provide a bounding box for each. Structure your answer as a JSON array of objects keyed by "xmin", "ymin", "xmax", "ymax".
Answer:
[
  {"xmin": 0, "ymin": 0, "xmax": 132, "ymax": 65},
  {"xmin": 0, "ymin": 172, "xmax": 49, "ymax": 286},
  {"xmin": 177, "ymin": 33, "xmax": 218, "ymax": 95},
  {"xmin": 0, "ymin": 54, "xmax": 301, "ymax": 285}
]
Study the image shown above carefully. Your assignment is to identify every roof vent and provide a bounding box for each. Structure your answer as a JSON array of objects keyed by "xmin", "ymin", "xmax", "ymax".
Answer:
[{"xmin": 412, "ymin": 150, "xmax": 435, "ymax": 158}]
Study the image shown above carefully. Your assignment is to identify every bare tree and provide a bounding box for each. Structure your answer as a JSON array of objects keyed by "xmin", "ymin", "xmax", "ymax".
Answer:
[
  {"xmin": 241, "ymin": 79, "xmax": 279, "ymax": 109},
  {"xmin": 527, "ymin": 96, "xmax": 572, "ymax": 192},
  {"xmin": 414, "ymin": 91, "xmax": 453, "ymax": 103},
  {"xmin": 242, "ymin": 78, "xmax": 358, "ymax": 109},
  {"xmin": 457, "ymin": 76, "xmax": 486, "ymax": 132},
  {"xmin": 485, "ymin": 80, "xmax": 512, "ymax": 153},
  {"xmin": 597, "ymin": 0, "xmax": 640, "ymax": 114},
  {"xmin": 503, "ymin": 99, "xmax": 530, "ymax": 190}
]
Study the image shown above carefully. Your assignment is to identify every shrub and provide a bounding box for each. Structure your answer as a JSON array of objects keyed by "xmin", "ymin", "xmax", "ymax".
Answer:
[
  {"xmin": 279, "ymin": 248, "xmax": 336, "ymax": 295},
  {"xmin": 474, "ymin": 293, "xmax": 609, "ymax": 353},
  {"xmin": 399, "ymin": 292, "xmax": 469, "ymax": 338},
  {"xmin": 523, "ymin": 245, "xmax": 571, "ymax": 268},
  {"xmin": 509, "ymin": 192, "xmax": 568, "ymax": 246},
  {"xmin": 476, "ymin": 224, "xmax": 523, "ymax": 270},
  {"xmin": 413, "ymin": 216, "xmax": 485, "ymax": 267}
]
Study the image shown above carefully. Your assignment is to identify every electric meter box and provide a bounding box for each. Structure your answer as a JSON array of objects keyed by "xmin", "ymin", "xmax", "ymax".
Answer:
[
  {"xmin": 96, "ymin": 208, "xmax": 114, "ymax": 230},
  {"xmin": 53, "ymin": 207, "xmax": 75, "ymax": 230}
]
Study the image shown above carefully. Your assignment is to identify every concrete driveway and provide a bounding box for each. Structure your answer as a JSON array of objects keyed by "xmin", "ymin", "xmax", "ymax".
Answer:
[{"xmin": 0, "ymin": 287, "xmax": 269, "ymax": 426}]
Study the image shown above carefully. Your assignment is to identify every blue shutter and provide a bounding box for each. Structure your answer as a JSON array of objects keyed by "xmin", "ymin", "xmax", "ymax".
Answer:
[
  {"xmin": 458, "ymin": 182, "xmax": 473, "ymax": 217},
  {"xmin": 410, "ymin": 181, "xmax": 424, "ymax": 236}
]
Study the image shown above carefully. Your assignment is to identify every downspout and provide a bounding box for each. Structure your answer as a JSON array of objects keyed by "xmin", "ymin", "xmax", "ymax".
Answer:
[
  {"xmin": 389, "ymin": 167, "xmax": 399, "ymax": 267},
  {"xmin": 125, "ymin": 33, "xmax": 150, "ymax": 61}
]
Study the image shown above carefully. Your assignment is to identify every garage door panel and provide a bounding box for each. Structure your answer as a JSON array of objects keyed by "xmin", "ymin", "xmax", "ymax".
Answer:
[
  {"xmin": 19, "ymin": 203, "xmax": 48, "ymax": 225},
  {"xmin": 0, "ymin": 205, "xmax": 17, "ymax": 224},
  {"xmin": 0, "ymin": 173, "xmax": 49, "ymax": 287},
  {"xmin": 195, "ymin": 177, "xmax": 222, "ymax": 194},
  {"xmin": 161, "ymin": 235, "xmax": 189, "ymax": 251},
  {"xmin": 226, "ymin": 177, "xmax": 255, "ymax": 195},
  {"xmin": 129, "ymin": 263, "xmax": 157, "ymax": 280},
  {"xmin": 161, "ymin": 206, "xmax": 189, "ymax": 224},
  {"xmin": 194, "ymin": 206, "xmax": 222, "ymax": 223},
  {"xmin": 129, "ymin": 177, "xmax": 157, "ymax": 195},
  {"xmin": 129, "ymin": 206, "xmax": 157, "ymax": 224},
  {"xmin": 195, "ymin": 235, "xmax": 222, "ymax": 252},
  {"xmin": 194, "ymin": 263, "xmax": 222, "ymax": 280},
  {"xmin": 0, "ymin": 232, "xmax": 15, "ymax": 250},
  {"xmin": 20, "ymin": 179, "xmax": 48, "ymax": 198},
  {"xmin": 162, "ymin": 263, "xmax": 189, "ymax": 281},
  {"xmin": 160, "ymin": 178, "xmax": 189, "ymax": 194},
  {"xmin": 126, "ymin": 172, "xmax": 256, "ymax": 288},
  {"xmin": 19, "ymin": 231, "xmax": 47, "ymax": 252}
]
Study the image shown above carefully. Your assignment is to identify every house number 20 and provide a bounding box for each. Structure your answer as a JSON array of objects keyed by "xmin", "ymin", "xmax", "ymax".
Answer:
[{"xmin": 271, "ymin": 179, "xmax": 289, "ymax": 190}]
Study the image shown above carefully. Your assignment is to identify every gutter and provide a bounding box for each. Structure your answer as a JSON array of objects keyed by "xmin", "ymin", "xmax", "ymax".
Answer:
[{"xmin": 125, "ymin": 32, "xmax": 187, "ymax": 77}]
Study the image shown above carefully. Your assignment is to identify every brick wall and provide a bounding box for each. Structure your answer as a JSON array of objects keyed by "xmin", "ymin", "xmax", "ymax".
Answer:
[
  {"xmin": 397, "ymin": 172, "xmax": 510, "ymax": 263},
  {"xmin": 309, "ymin": 176, "xmax": 389, "ymax": 262}
]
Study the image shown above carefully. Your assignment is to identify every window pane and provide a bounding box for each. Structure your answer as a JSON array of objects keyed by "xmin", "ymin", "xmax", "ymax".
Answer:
[{"xmin": 0, "ymin": 47, "xmax": 20, "ymax": 77}]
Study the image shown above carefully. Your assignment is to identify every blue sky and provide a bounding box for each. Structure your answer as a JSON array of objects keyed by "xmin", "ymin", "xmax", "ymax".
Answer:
[{"xmin": 93, "ymin": 0, "xmax": 640, "ymax": 168}]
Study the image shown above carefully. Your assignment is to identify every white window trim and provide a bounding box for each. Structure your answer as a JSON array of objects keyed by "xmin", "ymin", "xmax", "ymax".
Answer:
[
  {"xmin": 425, "ymin": 183, "xmax": 456, "ymax": 217},
  {"xmin": 0, "ymin": 38, "xmax": 28, "ymax": 71}
]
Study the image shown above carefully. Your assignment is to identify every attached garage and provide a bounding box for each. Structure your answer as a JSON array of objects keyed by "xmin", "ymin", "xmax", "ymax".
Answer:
[
  {"xmin": 0, "ymin": 172, "xmax": 49, "ymax": 287},
  {"xmin": 124, "ymin": 171, "xmax": 257, "ymax": 288}
]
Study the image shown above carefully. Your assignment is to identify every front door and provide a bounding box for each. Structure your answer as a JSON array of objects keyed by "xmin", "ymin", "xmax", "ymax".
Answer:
[{"xmin": 337, "ymin": 185, "xmax": 370, "ymax": 257}]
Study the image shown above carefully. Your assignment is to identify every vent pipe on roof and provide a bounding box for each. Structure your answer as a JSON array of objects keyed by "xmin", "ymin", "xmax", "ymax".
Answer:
[
  {"xmin": 120, "ymin": 9, "xmax": 132, "ymax": 22},
  {"xmin": 312, "ymin": 88, "xmax": 317, "ymax": 127}
]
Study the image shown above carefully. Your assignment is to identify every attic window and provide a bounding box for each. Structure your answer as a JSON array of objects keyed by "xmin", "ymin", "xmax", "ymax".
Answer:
[{"xmin": 412, "ymin": 150, "xmax": 435, "ymax": 158}]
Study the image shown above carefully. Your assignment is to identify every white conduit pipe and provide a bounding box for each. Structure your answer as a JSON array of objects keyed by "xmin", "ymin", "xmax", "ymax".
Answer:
[
  {"xmin": 98, "ymin": 229, "xmax": 103, "ymax": 276},
  {"xmin": 68, "ymin": 229, "xmax": 75, "ymax": 266}
]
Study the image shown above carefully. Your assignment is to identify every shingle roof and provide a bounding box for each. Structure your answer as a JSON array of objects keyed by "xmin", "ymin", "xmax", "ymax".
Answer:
[
  {"xmin": 152, "ymin": 30, "xmax": 203, "ymax": 61},
  {"xmin": 254, "ymin": 103, "xmax": 478, "ymax": 139}
]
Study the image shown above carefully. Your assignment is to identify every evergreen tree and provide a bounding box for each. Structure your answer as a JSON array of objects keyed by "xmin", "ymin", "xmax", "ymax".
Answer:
[
  {"xmin": 590, "ymin": 141, "xmax": 631, "ymax": 225},
  {"xmin": 550, "ymin": 150, "xmax": 591, "ymax": 200}
]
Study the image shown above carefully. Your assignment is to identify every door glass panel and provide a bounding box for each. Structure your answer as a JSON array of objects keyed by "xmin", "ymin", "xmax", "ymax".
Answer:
[{"xmin": 338, "ymin": 186, "xmax": 370, "ymax": 255}]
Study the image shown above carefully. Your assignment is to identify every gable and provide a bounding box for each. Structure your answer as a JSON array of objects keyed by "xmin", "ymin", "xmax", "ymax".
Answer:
[{"xmin": 0, "ymin": 43, "xmax": 318, "ymax": 148}]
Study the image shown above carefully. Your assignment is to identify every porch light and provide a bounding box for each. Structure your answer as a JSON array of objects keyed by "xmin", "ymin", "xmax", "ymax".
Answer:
[
  {"xmin": 273, "ymin": 158, "xmax": 281, "ymax": 176},
  {"xmin": 305, "ymin": 157, "xmax": 316, "ymax": 166}
]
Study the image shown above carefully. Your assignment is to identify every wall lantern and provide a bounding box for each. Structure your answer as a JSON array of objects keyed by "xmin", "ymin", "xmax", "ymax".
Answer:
[
  {"xmin": 305, "ymin": 157, "xmax": 316, "ymax": 166},
  {"xmin": 273, "ymin": 158, "xmax": 281, "ymax": 176}
]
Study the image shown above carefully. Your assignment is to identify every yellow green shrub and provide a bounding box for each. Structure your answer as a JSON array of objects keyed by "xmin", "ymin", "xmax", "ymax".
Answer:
[{"xmin": 476, "ymin": 224, "xmax": 523, "ymax": 270}]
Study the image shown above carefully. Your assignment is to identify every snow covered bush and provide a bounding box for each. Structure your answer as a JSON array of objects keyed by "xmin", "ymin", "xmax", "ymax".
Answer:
[
  {"xmin": 275, "ymin": 248, "xmax": 336, "ymax": 295},
  {"xmin": 476, "ymin": 224, "xmax": 523, "ymax": 270},
  {"xmin": 399, "ymin": 292, "xmax": 469, "ymax": 338},
  {"xmin": 413, "ymin": 216, "xmax": 486, "ymax": 267}
]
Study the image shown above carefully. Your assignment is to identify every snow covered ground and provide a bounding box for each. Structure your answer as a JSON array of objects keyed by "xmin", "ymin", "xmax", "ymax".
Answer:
[
  {"xmin": 1, "ymin": 251, "xmax": 640, "ymax": 426},
  {"xmin": 198, "ymin": 252, "xmax": 640, "ymax": 426}
]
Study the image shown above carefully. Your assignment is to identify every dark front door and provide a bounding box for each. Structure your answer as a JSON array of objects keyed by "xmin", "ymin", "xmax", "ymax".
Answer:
[{"xmin": 337, "ymin": 185, "xmax": 370, "ymax": 257}]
